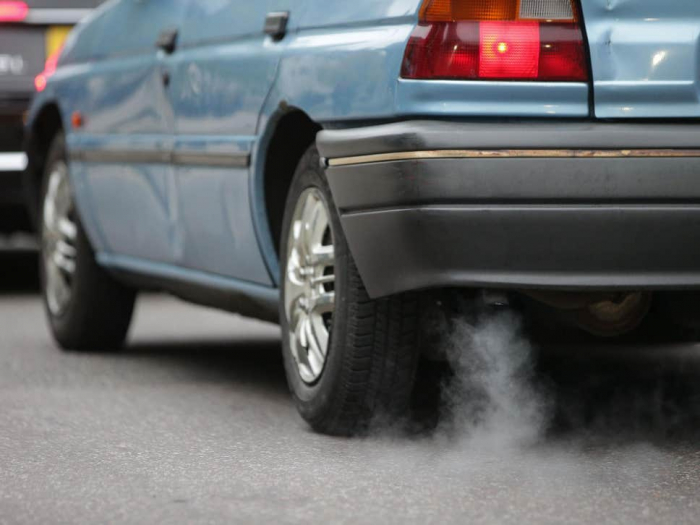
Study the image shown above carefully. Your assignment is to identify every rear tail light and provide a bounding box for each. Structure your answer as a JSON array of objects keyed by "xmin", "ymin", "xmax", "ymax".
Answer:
[
  {"xmin": 402, "ymin": 0, "xmax": 588, "ymax": 82},
  {"xmin": 0, "ymin": 1, "xmax": 28, "ymax": 22},
  {"xmin": 35, "ymin": 45, "xmax": 63, "ymax": 92}
]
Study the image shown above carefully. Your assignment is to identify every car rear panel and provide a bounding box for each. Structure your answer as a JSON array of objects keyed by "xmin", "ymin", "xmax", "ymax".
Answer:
[
  {"xmin": 0, "ymin": 0, "xmax": 101, "ymax": 217},
  {"xmin": 581, "ymin": 0, "xmax": 700, "ymax": 119},
  {"xmin": 0, "ymin": 1, "xmax": 101, "ymax": 98},
  {"xmin": 0, "ymin": 25, "xmax": 45, "ymax": 98}
]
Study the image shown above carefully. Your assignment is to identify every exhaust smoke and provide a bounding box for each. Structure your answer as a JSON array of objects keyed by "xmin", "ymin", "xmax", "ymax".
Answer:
[
  {"xmin": 361, "ymin": 296, "xmax": 700, "ymax": 523},
  {"xmin": 436, "ymin": 307, "xmax": 551, "ymax": 449}
]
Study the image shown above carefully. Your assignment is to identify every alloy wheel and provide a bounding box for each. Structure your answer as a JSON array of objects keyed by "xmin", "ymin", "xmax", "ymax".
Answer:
[
  {"xmin": 284, "ymin": 187, "xmax": 336, "ymax": 384},
  {"xmin": 42, "ymin": 161, "xmax": 78, "ymax": 317}
]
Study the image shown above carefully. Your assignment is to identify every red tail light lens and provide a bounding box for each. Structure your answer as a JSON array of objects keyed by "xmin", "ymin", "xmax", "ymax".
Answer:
[
  {"xmin": 402, "ymin": 0, "xmax": 588, "ymax": 82},
  {"xmin": 35, "ymin": 45, "xmax": 63, "ymax": 92},
  {"xmin": 479, "ymin": 21, "xmax": 540, "ymax": 79},
  {"xmin": 0, "ymin": 1, "xmax": 28, "ymax": 22}
]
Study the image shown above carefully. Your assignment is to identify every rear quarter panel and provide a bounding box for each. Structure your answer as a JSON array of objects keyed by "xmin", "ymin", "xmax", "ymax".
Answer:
[
  {"xmin": 253, "ymin": 0, "xmax": 589, "ymax": 282},
  {"xmin": 580, "ymin": 0, "xmax": 700, "ymax": 118},
  {"xmin": 263, "ymin": 0, "xmax": 589, "ymax": 127},
  {"xmin": 265, "ymin": 0, "xmax": 421, "ymax": 124}
]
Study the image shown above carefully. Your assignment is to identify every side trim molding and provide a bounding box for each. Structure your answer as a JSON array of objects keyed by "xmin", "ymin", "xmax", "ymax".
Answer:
[
  {"xmin": 172, "ymin": 151, "xmax": 250, "ymax": 168},
  {"xmin": 71, "ymin": 150, "xmax": 171, "ymax": 165},
  {"xmin": 328, "ymin": 149, "xmax": 700, "ymax": 167},
  {"xmin": 70, "ymin": 149, "xmax": 250, "ymax": 168}
]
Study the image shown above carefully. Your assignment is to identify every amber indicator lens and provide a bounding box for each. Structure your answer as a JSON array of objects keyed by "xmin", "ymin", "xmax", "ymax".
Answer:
[
  {"xmin": 71, "ymin": 111, "xmax": 84, "ymax": 129},
  {"xmin": 422, "ymin": 0, "xmax": 518, "ymax": 22}
]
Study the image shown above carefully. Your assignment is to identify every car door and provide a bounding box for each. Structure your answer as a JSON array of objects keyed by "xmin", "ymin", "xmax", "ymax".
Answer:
[
  {"xmin": 162, "ymin": 0, "xmax": 298, "ymax": 285},
  {"xmin": 580, "ymin": 0, "xmax": 700, "ymax": 119},
  {"xmin": 67, "ymin": 0, "xmax": 187, "ymax": 263}
]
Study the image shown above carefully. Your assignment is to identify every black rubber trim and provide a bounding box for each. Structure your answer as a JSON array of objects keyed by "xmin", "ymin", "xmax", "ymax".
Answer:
[
  {"xmin": 108, "ymin": 265, "xmax": 279, "ymax": 324},
  {"xmin": 327, "ymin": 156, "xmax": 700, "ymax": 212},
  {"xmin": 340, "ymin": 205, "xmax": 700, "ymax": 298},
  {"xmin": 317, "ymin": 120, "xmax": 700, "ymax": 160}
]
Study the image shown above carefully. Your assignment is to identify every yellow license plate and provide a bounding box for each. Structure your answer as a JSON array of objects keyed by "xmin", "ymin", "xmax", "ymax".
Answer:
[{"xmin": 46, "ymin": 26, "xmax": 72, "ymax": 58}]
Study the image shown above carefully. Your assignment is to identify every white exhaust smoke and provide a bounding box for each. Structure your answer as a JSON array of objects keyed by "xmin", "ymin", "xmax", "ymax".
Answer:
[{"xmin": 437, "ymin": 308, "xmax": 551, "ymax": 449}]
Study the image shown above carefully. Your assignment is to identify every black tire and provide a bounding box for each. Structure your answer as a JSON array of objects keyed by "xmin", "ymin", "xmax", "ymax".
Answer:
[
  {"xmin": 280, "ymin": 146, "xmax": 421, "ymax": 436},
  {"xmin": 40, "ymin": 132, "xmax": 136, "ymax": 351}
]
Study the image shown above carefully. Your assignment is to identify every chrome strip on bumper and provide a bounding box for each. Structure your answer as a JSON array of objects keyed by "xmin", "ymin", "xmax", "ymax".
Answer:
[{"xmin": 328, "ymin": 149, "xmax": 700, "ymax": 167}]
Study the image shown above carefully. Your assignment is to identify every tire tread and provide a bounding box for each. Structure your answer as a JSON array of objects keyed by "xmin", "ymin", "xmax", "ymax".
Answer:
[
  {"xmin": 280, "ymin": 147, "xmax": 421, "ymax": 435},
  {"xmin": 41, "ymin": 132, "xmax": 136, "ymax": 351}
]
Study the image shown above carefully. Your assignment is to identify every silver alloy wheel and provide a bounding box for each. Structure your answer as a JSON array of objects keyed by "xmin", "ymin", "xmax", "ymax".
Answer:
[
  {"xmin": 42, "ymin": 160, "xmax": 78, "ymax": 317},
  {"xmin": 284, "ymin": 187, "xmax": 336, "ymax": 384}
]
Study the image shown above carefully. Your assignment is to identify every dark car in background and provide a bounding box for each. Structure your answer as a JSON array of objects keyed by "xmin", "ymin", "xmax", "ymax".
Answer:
[{"xmin": 0, "ymin": 0, "xmax": 101, "ymax": 236}]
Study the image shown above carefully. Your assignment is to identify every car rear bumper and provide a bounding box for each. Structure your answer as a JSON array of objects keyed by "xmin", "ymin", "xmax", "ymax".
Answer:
[
  {"xmin": 0, "ymin": 112, "xmax": 29, "ymax": 206},
  {"xmin": 317, "ymin": 121, "xmax": 700, "ymax": 298},
  {"xmin": 0, "ymin": 107, "xmax": 31, "ymax": 232}
]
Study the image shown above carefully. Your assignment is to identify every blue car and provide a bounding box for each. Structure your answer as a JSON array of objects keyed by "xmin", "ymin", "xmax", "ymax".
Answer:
[{"xmin": 24, "ymin": 0, "xmax": 700, "ymax": 434}]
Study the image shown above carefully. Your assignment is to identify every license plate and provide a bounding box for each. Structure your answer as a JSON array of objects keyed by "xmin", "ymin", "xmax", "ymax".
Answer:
[
  {"xmin": 0, "ymin": 27, "xmax": 43, "ymax": 78},
  {"xmin": 0, "ymin": 25, "xmax": 71, "ymax": 93}
]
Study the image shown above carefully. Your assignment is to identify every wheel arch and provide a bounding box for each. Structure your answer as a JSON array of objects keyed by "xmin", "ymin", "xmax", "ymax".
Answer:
[
  {"xmin": 24, "ymin": 101, "xmax": 65, "ymax": 228},
  {"xmin": 252, "ymin": 105, "xmax": 322, "ymax": 286}
]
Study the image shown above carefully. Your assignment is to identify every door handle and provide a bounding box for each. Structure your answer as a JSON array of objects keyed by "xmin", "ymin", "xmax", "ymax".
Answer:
[
  {"xmin": 264, "ymin": 12, "xmax": 289, "ymax": 41},
  {"xmin": 156, "ymin": 27, "xmax": 179, "ymax": 54}
]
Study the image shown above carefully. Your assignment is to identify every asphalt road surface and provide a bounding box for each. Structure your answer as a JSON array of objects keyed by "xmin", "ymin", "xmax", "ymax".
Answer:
[{"xmin": 2, "ymin": 253, "xmax": 700, "ymax": 524}]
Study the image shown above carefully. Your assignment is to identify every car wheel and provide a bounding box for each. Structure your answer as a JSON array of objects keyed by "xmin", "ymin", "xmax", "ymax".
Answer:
[
  {"xmin": 280, "ymin": 145, "xmax": 421, "ymax": 436},
  {"xmin": 40, "ymin": 132, "xmax": 136, "ymax": 351}
]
